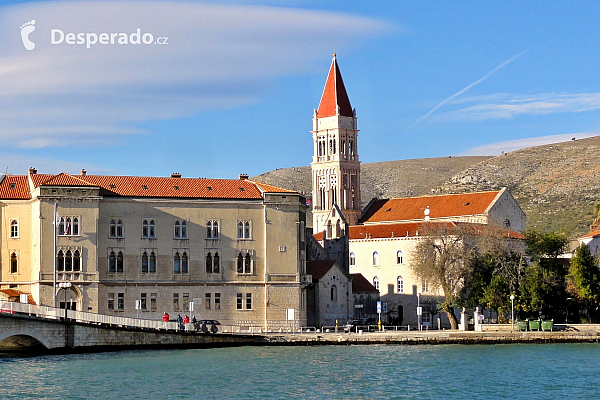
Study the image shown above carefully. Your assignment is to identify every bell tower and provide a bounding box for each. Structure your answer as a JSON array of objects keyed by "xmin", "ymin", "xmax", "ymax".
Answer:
[{"xmin": 311, "ymin": 54, "xmax": 361, "ymax": 234}]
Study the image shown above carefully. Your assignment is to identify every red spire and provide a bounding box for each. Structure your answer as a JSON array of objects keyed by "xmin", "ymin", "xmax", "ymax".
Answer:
[{"xmin": 316, "ymin": 54, "xmax": 353, "ymax": 118}]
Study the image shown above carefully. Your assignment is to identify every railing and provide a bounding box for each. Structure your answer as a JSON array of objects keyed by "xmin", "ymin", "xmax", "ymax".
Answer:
[{"xmin": 39, "ymin": 272, "xmax": 99, "ymax": 282}]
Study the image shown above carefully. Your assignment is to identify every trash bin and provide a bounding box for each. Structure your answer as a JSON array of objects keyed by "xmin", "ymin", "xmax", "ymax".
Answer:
[
  {"xmin": 542, "ymin": 320, "xmax": 554, "ymax": 332},
  {"xmin": 516, "ymin": 321, "xmax": 528, "ymax": 331},
  {"xmin": 528, "ymin": 319, "xmax": 541, "ymax": 331}
]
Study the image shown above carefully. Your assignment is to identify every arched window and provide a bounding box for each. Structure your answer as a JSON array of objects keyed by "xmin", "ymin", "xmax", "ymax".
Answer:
[
  {"xmin": 212, "ymin": 221, "xmax": 219, "ymax": 238},
  {"xmin": 142, "ymin": 220, "xmax": 148, "ymax": 238},
  {"xmin": 237, "ymin": 221, "xmax": 244, "ymax": 239},
  {"xmin": 109, "ymin": 219, "xmax": 116, "ymax": 238},
  {"xmin": 10, "ymin": 252, "xmax": 17, "ymax": 274},
  {"xmin": 504, "ymin": 219, "xmax": 511, "ymax": 228},
  {"xmin": 181, "ymin": 221, "xmax": 187, "ymax": 238},
  {"xmin": 397, "ymin": 275, "xmax": 404, "ymax": 293},
  {"xmin": 117, "ymin": 251, "xmax": 124, "ymax": 273},
  {"xmin": 173, "ymin": 252, "xmax": 181, "ymax": 273},
  {"xmin": 65, "ymin": 250, "xmax": 73, "ymax": 271},
  {"xmin": 73, "ymin": 250, "xmax": 81, "ymax": 271},
  {"xmin": 244, "ymin": 221, "xmax": 251, "ymax": 239},
  {"xmin": 57, "ymin": 250, "xmax": 65, "ymax": 272},
  {"xmin": 397, "ymin": 250, "xmax": 403, "ymax": 264},
  {"xmin": 237, "ymin": 252, "xmax": 244, "ymax": 273},
  {"xmin": 206, "ymin": 221, "xmax": 212, "ymax": 238},
  {"xmin": 149, "ymin": 220, "xmax": 155, "ymax": 238},
  {"xmin": 182, "ymin": 252, "xmax": 188, "ymax": 274},
  {"xmin": 149, "ymin": 252, "xmax": 156, "ymax": 273},
  {"xmin": 65, "ymin": 218, "xmax": 72, "ymax": 235},
  {"xmin": 141, "ymin": 251, "xmax": 148, "ymax": 273},
  {"xmin": 214, "ymin": 252, "xmax": 220, "ymax": 273},
  {"xmin": 349, "ymin": 252, "xmax": 356, "ymax": 266},
  {"xmin": 331, "ymin": 285, "xmax": 337, "ymax": 302},
  {"xmin": 108, "ymin": 251, "xmax": 115, "ymax": 273},
  {"xmin": 174, "ymin": 221, "xmax": 180, "ymax": 238},
  {"xmin": 10, "ymin": 220, "xmax": 18, "ymax": 238},
  {"xmin": 116, "ymin": 220, "xmax": 123, "ymax": 238},
  {"xmin": 72, "ymin": 217, "xmax": 79, "ymax": 236},
  {"xmin": 206, "ymin": 252, "xmax": 213, "ymax": 273},
  {"xmin": 244, "ymin": 253, "xmax": 251, "ymax": 274},
  {"xmin": 59, "ymin": 217, "xmax": 65, "ymax": 235},
  {"xmin": 373, "ymin": 276, "xmax": 380, "ymax": 291},
  {"xmin": 373, "ymin": 251, "xmax": 379, "ymax": 267},
  {"xmin": 335, "ymin": 220, "xmax": 341, "ymax": 238},
  {"xmin": 326, "ymin": 220, "xmax": 332, "ymax": 239}
]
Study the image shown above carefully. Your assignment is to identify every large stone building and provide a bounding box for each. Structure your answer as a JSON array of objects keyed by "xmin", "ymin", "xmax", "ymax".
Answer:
[{"xmin": 0, "ymin": 169, "xmax": 309, "ymax": 330}]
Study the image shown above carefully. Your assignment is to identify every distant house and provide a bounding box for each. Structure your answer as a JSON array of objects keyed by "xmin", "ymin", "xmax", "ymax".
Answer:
[
  {"xmin": 306, "ymin": 260, "xmax": 352, "ymax": 328},
  {"xmin": 577, "ymin": 215, "xmax": 600, "ymax": 256},
  {"xmin": 350, "ymin": 273, "xmax": 378, "ymax": 321}
]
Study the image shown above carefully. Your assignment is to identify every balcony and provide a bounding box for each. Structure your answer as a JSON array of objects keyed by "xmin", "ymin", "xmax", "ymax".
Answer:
[{"xmin": 40, "ymin": 272, "xmax": 99, "ymax": 282}]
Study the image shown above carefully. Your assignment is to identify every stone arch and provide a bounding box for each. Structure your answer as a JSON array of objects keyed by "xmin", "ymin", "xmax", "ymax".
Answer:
[
  {"xmin": 55, "ymin": 285, "xmax": 82, "ymax": 310},
  {"xmin": 0, "ymin": 327, "xmax": 53, "ymax": 349}
]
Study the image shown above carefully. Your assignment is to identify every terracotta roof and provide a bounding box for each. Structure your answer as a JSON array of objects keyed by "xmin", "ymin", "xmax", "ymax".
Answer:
[
  {"xmin": 306, "ymin": 260, "xmax": 336, "ymax": 280},
  {"xmin": 0, "ymin": 175, "xmax": 30, "ymax": 199},
  {"xmin": 313, "ymin": 231, "xmax": 324, "ymax": 241},
  {"xmin": 350, "ymin": 273, "xmax": 378, "ymax": 292},
  {"xmin": 359, "ymin": 191, "xmax": 501, "ymax": 224},
  {"xmin": 349, "ymin": 221, "xmax": 524, "ymax": 240},
  {"xmin": 24, "ymin": 172, "xmax": 302, "ymax": 200},
  {"xmin": 0, "ymin": 289, "xmax": 36, "ymax": 304},
  {"xmin": 316, "ymin": 54, "xmax": 353, "ymax": 118},
  {"xmin": 580, "ymin": 230, "xmax": 600, "ymax": 239}
]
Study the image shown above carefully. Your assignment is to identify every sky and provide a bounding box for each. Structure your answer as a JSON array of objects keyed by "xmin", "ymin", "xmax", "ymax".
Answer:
[{"xmin": 2, "ymin": 1, "xmax": 600, "ymax": 178}]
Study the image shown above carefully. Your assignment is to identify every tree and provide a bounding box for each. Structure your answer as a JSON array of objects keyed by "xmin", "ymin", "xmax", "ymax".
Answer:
[
  {"xmin": 410, "ymin": 223, "xmax": 475, "ymax": 329},
  {"xmin": 568, "ymin": 244, "xmax": 600, "ymax": 322}
]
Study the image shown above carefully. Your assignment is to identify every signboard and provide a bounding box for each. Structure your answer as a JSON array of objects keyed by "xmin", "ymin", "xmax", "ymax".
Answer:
[
  {"xmin": 20, "ymin": 294, "xmax": 28, "ymax": 304},
  {"xmin": 189, "ymin": 301, "xmax": 194, "ymax": 312},
  {"xmin": 383, "ymin": 302, "xmax": 388, "ymax": 313},
  {"xmin": 354, "ymin": 304, "xmax": 364, "ymax": 309},
  {"xmin": 135, "ymin": 300, "xmax": 142, "ymax": 310},
  {"xmin": 286, "ymin": 308, "xmax": 295, "ymax": 321},
  {"xmin": 376, "ymin": 301, "xmax": 382, "ymax": 314},
  {"xmin": 416, "ymin": 306, "xmax": 423, "ymax": 316}
]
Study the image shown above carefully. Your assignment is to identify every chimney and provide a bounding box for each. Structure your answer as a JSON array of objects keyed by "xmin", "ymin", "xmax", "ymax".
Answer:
[
  {"xmin": 28, "ymin": 167, "xmax": 37, "ymax": 175},
  {"xmin": 80, "ymin": 169, "xmax": 87, "ymax": 176},
  {"xmin": 170, "ymin": 173, "xmax": 182, "ymax": 178},
  {"xmin": 239, "ymin": 173, "xmax": 249, "ymax": 180}
]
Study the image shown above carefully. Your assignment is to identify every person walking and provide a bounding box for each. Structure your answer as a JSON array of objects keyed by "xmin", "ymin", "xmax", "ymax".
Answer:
[
  {"xmin": 176, "ymin": 314, "xmax": 183, "ymax": 330},
  {"xmin": 162, "ymin": 312, "xmax": 169, "ymax": 322}
]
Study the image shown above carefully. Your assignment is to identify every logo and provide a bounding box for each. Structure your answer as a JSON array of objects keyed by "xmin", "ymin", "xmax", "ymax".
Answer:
[{"xmin": 20, "ymin": 20, "xmax": 36, "ymax": 50}]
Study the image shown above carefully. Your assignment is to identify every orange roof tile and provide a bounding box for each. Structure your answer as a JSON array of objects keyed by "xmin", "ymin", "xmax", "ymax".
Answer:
[
  {"xmin": 580, "ymin": 230, "xmax": 600, "ymax": 239},
  {"xmin": 350, "ymin": 273, "xmax": 378, "ymax": 292},
  {"xmin": 316, "ymin": 54, "xmax": 353, "ymax": 118},
  {"xmin": 249, "ymin": 181, "xmax": 297, "ymax": 194},
  {"xmin": 0, "ymin": 175, "xmax": 30, "ymax": 199},
  {"xmin": 359, "ymin": 191, "xmax": 501, "ymax": 224},
  {"xmin": 42, "ymin": 172, "xmax": 94, "ymax": 187}
]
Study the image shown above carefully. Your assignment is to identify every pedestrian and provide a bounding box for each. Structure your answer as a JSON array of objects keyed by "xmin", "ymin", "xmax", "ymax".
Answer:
[
  {"xmin": 192, "ymin": 316, "xmax": 198, "ymax": 331},
  {"xmin": 176, "ymin": 314, "xmax": 183, "ymax": 330},
  {"xmin": 183, "ymin": 315, "xmax": 190, "ymax": 324},
  {"xmin": 162, "ymin": 312, "xmax": 169, "ymax": 322}
]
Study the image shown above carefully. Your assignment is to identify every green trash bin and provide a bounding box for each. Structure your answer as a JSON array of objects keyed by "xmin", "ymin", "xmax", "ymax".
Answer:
[
  {"xmin": 516, "ymin": 321, "xmax": 528, "ymax": 331},
  {"xmin": 529, "ymin": 319, "xmax": 541, "ymax": 331},
  {"xmin": 542, "ymin": 320, "xmax": 553, "ymax": 331}
]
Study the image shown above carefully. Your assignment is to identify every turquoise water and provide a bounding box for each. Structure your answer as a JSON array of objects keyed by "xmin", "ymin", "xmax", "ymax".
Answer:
[{"xmin": 0, "ymin": 344, "xmax": 599, "ymax": 399}]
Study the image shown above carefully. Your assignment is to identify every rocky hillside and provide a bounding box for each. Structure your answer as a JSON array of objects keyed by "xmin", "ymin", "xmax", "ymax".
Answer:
[{"xmin": 253, "ymin": 136, "xmax": 600, "ymax": 238}]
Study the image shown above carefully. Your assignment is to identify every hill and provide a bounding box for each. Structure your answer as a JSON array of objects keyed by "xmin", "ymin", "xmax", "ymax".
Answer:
[{"xmin": 253, "ymin": 136, "xmax": 600, "ymax": 238}]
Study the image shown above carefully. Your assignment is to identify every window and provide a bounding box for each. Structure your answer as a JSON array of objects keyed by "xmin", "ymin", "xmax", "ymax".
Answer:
[
  {"xmin": 10, "ymin": 220, "xmax": 18, "ymax": 238},
  {"xmin": 349, "ymin": 252, "xmax": 356, "ymax": 266},
  {"xmin": 73, "ymin": 250, "xmax": 81, "ymax": 271},
  {"xmin": 58, "ymin": 216, "xmax": 80, "ymax": 236},
  {"xmin": 142, "ymin": 220, "xmax": 148, "ymax": 238},
  {"xmin": 397, "ymin": 276, "xmax": 404, "ymax": 293},
  {"xmin": 183, "ymin": 293, "xmax": 189, "ymax": 311},
  {"xmin": 373, "ymin": 251, "xmax": 379, "ymax": 267},
  {"xmin": 181, "ymin": 221, "xmax": 187, "ymax": 238},
  {"xmin": 373, "ymin": 276, "xmax": 380, "ymax": 291},
  {"xmin": 174, "ymin": 252, "xmax": 180, "ymax": 274},
  {"xmin": 215, "ymin": 293, "xmax": 221, "ymax": 310},
  {"xmin": 422, "ymin": 312, "xmax": 432, "ymax": 324},
  {"xmin": 116, "ymin": 220, "xmax": 123, "ymax": 238},
  {"xmin": 330, "ymin": 285, "xmax": 337, "ymax": 302},
  {"xmin": 205, "ymin": 293, "xmax": 211, "ymax": 309},
  {"xmin": 10, "ymin": 252, "xmax": 18, "ymax": 274},
  {"xmin": 150, "ymin": 293, "xmax": 157, "ymax": 311},
  {"xmin": 173, "ymin": 293, "xmax": 180, "ymax": 311},
  {"xmin": 504, "ymin": 219, "xmax": 511, "ymax": 228},
  {"xmin": 117, "ymin": 251, "xmax": 124, "ymax": 273},
  {"xmin": 149, "ymin": 251, "xmax": 156, "ymax": 273},
  {"xmin": 237, "ymin": 293, "xmax": 243, "ymax": 310},
  {"xmin": 142, "ymin": 219, "xmax": 155, "ymax": 238},
  {"xmin": 237, "ymin": 220, "xmax": 252, "ymax": 239},
  {"xmin": 237, "ymin": 252, "xmax": 252, "ymax": 274},
  {"xmin": 117, "ymin": 293, "xmax": 124, "ymax": 310},
  {"xmin": 174, "ymin": 221, "xmax": 180, "ymax": 238},
  {"xmin": 172, "ymin": 251, "xmax": 189, "ymax": 274},
  {"xmin": 108, "ymin": 293, "xmax": 114, "ymax": 310},
  {"xmin": 141, "ymin": 251, "xmax": 148, "ymax": 273},
  {"xmin": 422, "ymin": 279, "xmax": 429, "ymax": 293},
  {"xmin": 206, "ymin": 252, "xmax": 220, "ymax": 274},
  {"xmin": 397, "ymin": 250, "xmax": 403, "ymax": 264},
  {"xmin": 57, "ymin": 249, "xmax": 81, "ymax": 272},
  {"xmin": 140, "ymin": 293, "xmax": 147, "ymax": 310},
  {"xmin": 206, "ymin": 220, "xmax": 219, "ymax": 239},
  {"xmin": 181, "ymin": 252, "xmax": 188, "ymax": 274},
  {"xmin": 149, "ymin": 220, "xmax": 155, "ymax": 238},
  {"xmin": 246, "ymin": 293, "xmax": 252, "ymax": 310},
  {"xmin": 108, "ymin": 251, "xmax": 116, "ymax": 273}
]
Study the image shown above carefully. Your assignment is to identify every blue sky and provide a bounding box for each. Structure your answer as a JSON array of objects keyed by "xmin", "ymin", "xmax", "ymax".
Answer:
[{"xmin": 2, "ymin": 1, "xmax": 600, "ymax": 178}]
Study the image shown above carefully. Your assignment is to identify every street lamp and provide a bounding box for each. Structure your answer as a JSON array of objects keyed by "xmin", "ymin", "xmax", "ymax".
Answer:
[
  {"xmin": 59, "ymin": 282, "xmax": 72, "ymax": 321},
  {"xmin": 417, "ymin": 293, "xmax": 421, "ymax": 331},
  {"xmin": 510, "ymin": 294, "xmax": 515, "ymax": 332}
]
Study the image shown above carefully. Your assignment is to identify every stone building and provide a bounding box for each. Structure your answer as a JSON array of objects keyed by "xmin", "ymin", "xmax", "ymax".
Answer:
[
  {"xmin": 305, "ymin": 260, "xmax": 352, "ymax": 327},
  {"xmin": 0, "ymin": 169, "xmax": 309, "ymax": 330}
]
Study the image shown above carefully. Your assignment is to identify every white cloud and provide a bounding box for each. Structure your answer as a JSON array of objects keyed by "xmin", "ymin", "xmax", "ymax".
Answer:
[
  {"xmin": 0, "ymin": 1, "xmax": 394, "ymax": 148},
  {"xmin": 459, "ymin": 133, "xmax": 599, "ymax": 156},
  {"xmin": 0, "ymin": 152, "xmax": 115, "ymax": 175},
  {"xmin": 439, "ymin": 93, "xmax": 600, "ymax": 122}
]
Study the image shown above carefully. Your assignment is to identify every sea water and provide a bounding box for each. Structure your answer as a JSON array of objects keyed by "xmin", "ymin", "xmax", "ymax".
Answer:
[{"xmin": 0, "ymin": 344, "xmax": 598, "ymax": 399}]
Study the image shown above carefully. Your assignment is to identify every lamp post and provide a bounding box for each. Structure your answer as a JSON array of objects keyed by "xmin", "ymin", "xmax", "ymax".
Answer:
[
  {"xmin": 417, "ymin": 293, "xmax": 421, "ymax": 331},
  {"xmin": 510, "ymin": 294, "xmax": 515, "ymax": 332},
  {"xmin": 59, "ymin": 282, "xmax": 72, "ymax": 321},
  {"xmin": 566, "ymin": 298, "xmax": 571, "ymax": 324}
]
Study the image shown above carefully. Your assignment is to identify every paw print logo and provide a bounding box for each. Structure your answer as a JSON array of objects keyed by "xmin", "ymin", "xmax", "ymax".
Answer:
[{"xmin": 20, "ymin": 20, "xmax": 36, "ymax": 50}]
